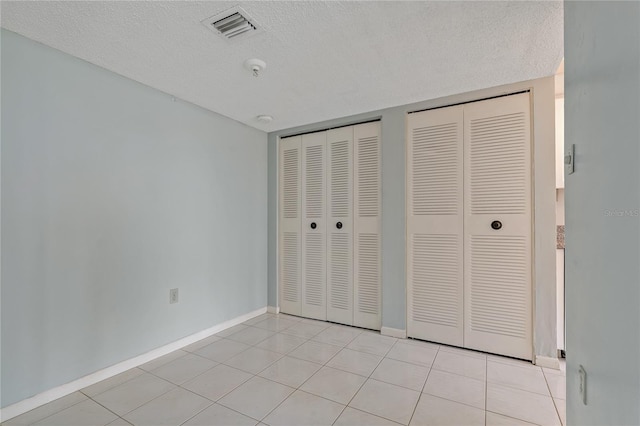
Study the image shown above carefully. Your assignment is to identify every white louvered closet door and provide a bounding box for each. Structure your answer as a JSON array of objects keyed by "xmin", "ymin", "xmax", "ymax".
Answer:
[
  {"xmin": 301, "ymin": 132, "xmax": 327, "ymax": 320},
  {"xmin": 326, "ymin": 127, "xmax": 354, "ymax": 325},
  {"xmin": 279, "ymin": 136, "xmax": 302, "ymax": 316},
  {"xmin": 463, "ymin": 93, "xmax": 532, "ymax": 360},
  {"xmin": 407, "ymin": 106, "xmax": 464, "ymax": 346},
  {"xmin": 353, "ymin": 122, "xmax": 382, "ymax": 330}
]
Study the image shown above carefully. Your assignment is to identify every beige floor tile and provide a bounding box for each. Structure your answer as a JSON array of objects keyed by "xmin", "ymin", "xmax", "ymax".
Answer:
[
  {"xmin": 371, "ymin": 358, "xmax": 429, "ymax": 391},
  {"xmin": 544, "ymin": 372, "xmax": 566, "ymax": 399},
  {"xmin": 312, "ymin": 325, "xmax": 363, "ymax": 347},
  {"xmin": 385, "ymin": 342, "xmax": 438, "ymax": 368},
  {"xmin": 487, "ymin": 361, "xmax": 549, "ymax": 396},
  {"xmin": 243, "ymin": 314, "xmax": 274, "ymax": 326},
  {"xmin": 224, "ymin": 347, "xmax": 283, "ymax": 374},
  {"xmin": 327, "ymin": 348, "xmax": 383, "ymax": 377},
  {"xmin": 346, "ymin": 333, "xmax": 397, "ymax": 357},
  {"xmin": 258, "ymin": 355, "xmax": 321, "ymax": 387},
  {"xmin": 123, "ymin": 388, "xmax": 211, "ymax": 426},
  {"xmin": 33, "ymin": 399, "xmax": 117, "ymax": 426},
  {"xmin": 485, "ymin": 412, "xmax": 537, "ymax": 426},
  {"xmin": 139, "ymin": 350, "xmax": 188, "ymax": 372},
  {"xmin": 487, "ymin": 354, "xmax": 538, "ymax": 370},
  {"xmin": 263, "ymin": 390, "xmax": 344, "ymax": 426},
  {"xmin": 182, "ymin": 335, "xmax": 222, "ymax": 353},
  {"xmin": 410, "ymin": 394, "xmax": 484, "ymax": 426},
  {"xmin": 252, "ymin": 317, "xmax": 299, "ymax": 332},
  {"xmin": 334, "ymin": 407, "xmax": 402, "ymax": 426},
  {"xmin": 432, "ymin": 350, "xmax": 486, "ymax": 381},
  {"xmin": 5, "ymin": 392, "xmax": 88, "ymax": 425},
  {"xmin": 194, "ymin": 339, "xmax": 250, "ymax": 362},
  {"xmin": 218, "ymin": 376, "xmax": 294, "ymax": 421},
  {"xmin": 486, "ymin": 383, "xmax": 560, "ymax": 426},
  {"xmin": 226, "ymin": 327, "xmax": 276, "ymax": 346},
  {"xmin": 280, "ymin": 322, "xmax": 327, "ymax": 339},
  {"xmin": 349, "ymin": 379, "xmax": 420, "ymax": 425},
  {"xmin": 150, "ymin": 353, "xmax": 217, "ymax": 385},
  {"xmin": 216, "ymin": 324, "xmax": 250, "ymax": 337},
  {"xmin": 289, "ymin": 340, "xmax": 342, "ymax": 364},
  {"xmin": 183, "ymin": 403, "xmax": 258, "ymax": 426},
  {"xmin": 92, "ymin": 372, "xmax": 175, "ymax": 416},
  {"xmin": 106, "ymin": 418, "xmax": 133, "ymax": 425},
  {"xmin": 255, "ymin": 333, "xmax": 306, "ymax": 354},
  {"xmin": 423, "ymin": 369, "xmax": 485, "ymax": 409},
  {"xmin": 554, "ymin": 398, "xmax": 566, "ymax": 426},
  {"xmin": 82, "ymin": 369, "xmax": 144, "ymax": 397},
  {"xmin": 300, "ymin": 366, "xmax": 367, "ymax": 404},
  {"xmin": 182, "ymin": 364, "xmax": 253, "ymax": 401}
]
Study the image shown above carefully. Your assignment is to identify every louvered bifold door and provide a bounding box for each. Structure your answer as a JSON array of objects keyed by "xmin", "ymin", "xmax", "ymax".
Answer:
[
  {"xmin": 301, "ymin": 132, "xmax": 327, "ymax": 320},
  {"xmin": 353, "ymin": 122, "xmax": 382, "ymax": 330},
  {"xmin": 326, "ymin": 127, "xmax": 354, "ymax": 325},
  {"xmin": 279, "ymin": 136, "xmax": 302, "ymax": 316},
  {"xmin": 463, "ymin": 92, "xmax": 532, "ymax": 360},
  {"xmin": 407, "ymin": 106, "xmax": 464, "ymax": 346}
]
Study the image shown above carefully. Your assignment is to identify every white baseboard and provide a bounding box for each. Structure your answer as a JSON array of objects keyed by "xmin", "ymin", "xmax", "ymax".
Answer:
[
  {"xmin": 267, "ymin": 306, "xmax": 280, "ymax": 314},
  {"xmin": 535, "ymin": 355, "xmax": 561, "ymax": 369},
  {"xmin": 381, "ymin": 326, "xmax": 407, "ymax": 339},
  {"xmin": 0, "ymin": 306, "xmax": 267, "ymax": 422}
]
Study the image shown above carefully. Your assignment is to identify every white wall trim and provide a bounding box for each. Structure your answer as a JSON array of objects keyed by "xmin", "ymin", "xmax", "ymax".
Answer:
[
  {"xmin": 0, "ymin": 307, "xmax": 267, "ymax": 422},
  {"xmin": 381, "ymin": 326, "xmax": 407, "ymax": 339},
  {"xmin": 535, "ymin": 355, "xmax": 561, "ymax": 369},
  {"xmin": 267, "ymin": 306, "xmax": 280, "ymax": 314}
]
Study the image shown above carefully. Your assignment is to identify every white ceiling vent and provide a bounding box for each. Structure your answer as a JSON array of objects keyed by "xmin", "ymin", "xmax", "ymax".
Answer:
[{"xmin": 202, "ymin": 6, "xmax": 263, "ymax": 41}]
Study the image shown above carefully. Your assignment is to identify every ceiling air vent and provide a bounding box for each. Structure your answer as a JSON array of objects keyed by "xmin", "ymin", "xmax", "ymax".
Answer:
[{"xmin": 202, "ymin": 6, "xmax": 263, "ymax": 41}]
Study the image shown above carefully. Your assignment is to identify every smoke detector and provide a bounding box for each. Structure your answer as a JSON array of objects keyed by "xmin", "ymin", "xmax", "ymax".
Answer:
[
  {"xmin": 244, "ymin": 59, "xmax": 266, "ymax": 77},
  {"xmin": 202, "ymin": 6, "xmax": 263, "ymax": 41}
]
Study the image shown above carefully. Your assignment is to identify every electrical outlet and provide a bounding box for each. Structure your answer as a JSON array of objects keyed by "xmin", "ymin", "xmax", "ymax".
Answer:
[
  {"xmin": 169, "ymin": 288, "xmax": 179, "ymax": 304},
  {"xmin": 579, "ymin": 365, "xmax": 587, "ymax": 405}
]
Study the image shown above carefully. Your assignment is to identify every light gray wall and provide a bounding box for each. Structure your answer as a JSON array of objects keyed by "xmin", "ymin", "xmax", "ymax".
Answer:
[
  {"xmin": 564, "ymin": 2, "xmax": 640, "ymax": 425},
  {"xmin": 1, "ymin": 29, "xmax": 268, "ymax": 408},
  {"xmin": 268, "ymin": 77, "xmax": 557, "ymax": 358}
]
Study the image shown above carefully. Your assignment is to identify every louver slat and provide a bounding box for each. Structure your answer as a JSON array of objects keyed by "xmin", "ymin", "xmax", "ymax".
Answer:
[
  {"xmin": 412, "ymin": 123, "xmax": 460, "ymax": 216},
  {"xmin": 469, "ymin": 236, "xmax": 528, "ymax": 338}
]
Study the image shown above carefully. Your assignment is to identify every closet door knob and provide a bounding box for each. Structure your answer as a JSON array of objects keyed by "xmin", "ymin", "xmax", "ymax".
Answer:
[
  {"xmin": 491, "ymin": 220, "xmax": 502, "ymax": 230},
  {"xmin": 310, "ymin": 222, "xmax": 317, "ymax": 230},
  {"xmin": 336, "ymin": 222, "xmax": 343, "ymax": 229}
]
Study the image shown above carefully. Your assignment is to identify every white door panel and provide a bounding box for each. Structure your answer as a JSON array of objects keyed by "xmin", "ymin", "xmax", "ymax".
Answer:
[
  {"xmin": 327, "ymin": 126, "xmax": 354, "ymax": 325},
  {"xmin": 354, "ymin": 122, "xmax": 381, "ymax": 330},
  {"xmin": 279, "ymin": 136, "xmax": 302, "ymax": 316},
  {"xmin": 302, "ymin": 132, "xmax": 327, "ymax": 320},
  {"xmin": 407, "ymin": 106, "xmax": 464, "ymax": 346},
  {"xmin": 463, "ymin": 93, "xmax": 532, "ymax": 360}
]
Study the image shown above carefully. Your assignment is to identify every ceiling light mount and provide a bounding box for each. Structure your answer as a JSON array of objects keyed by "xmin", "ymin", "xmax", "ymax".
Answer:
[
  {"xmin": 244, "ymin": 58, "xmax": 266, "ymax": 77},
  {"xmin": 257, "ymin": 115, "xmax": 273, "ymax": 124}
]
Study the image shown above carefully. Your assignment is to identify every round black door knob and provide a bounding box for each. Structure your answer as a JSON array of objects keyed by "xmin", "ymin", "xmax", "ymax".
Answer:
[
  {"xmin": 491, "ymin": 220, "xmax": 503, "ymax": 230},
  {"xmin": 336, "ymin": 222, "xmax": 343, "ymax": 229},
  {"xmin": 310, "ymin": 222, "xmax": 317, "ymax": 229}
]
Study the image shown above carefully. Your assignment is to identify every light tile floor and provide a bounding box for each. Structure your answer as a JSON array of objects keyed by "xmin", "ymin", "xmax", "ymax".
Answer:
[{"xmin": 4, "ymin": 313, "xmax": 566, "ymax": 426}]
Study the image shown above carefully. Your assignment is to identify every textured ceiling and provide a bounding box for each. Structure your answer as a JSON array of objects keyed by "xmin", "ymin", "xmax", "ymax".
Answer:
[{"xmin": 1, "ymin": 1, "xmax": 563, "ymax": 132}]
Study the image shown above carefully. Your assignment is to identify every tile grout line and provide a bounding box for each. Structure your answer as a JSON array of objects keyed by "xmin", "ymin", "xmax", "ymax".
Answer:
[
  {"xmin": 330, "ymin": 337, "xmax": 399, "ymax": 425},
  {"xmin": 542, "ymin": 367, "xmax": 564, "ymax": 425},
  {"xmin": 485, "ymin": 350, "xmax": 488, "ymax": 426},
  {"xmin": 407, "ymin": 345, "xmax": 441, "ymax": 426}
]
